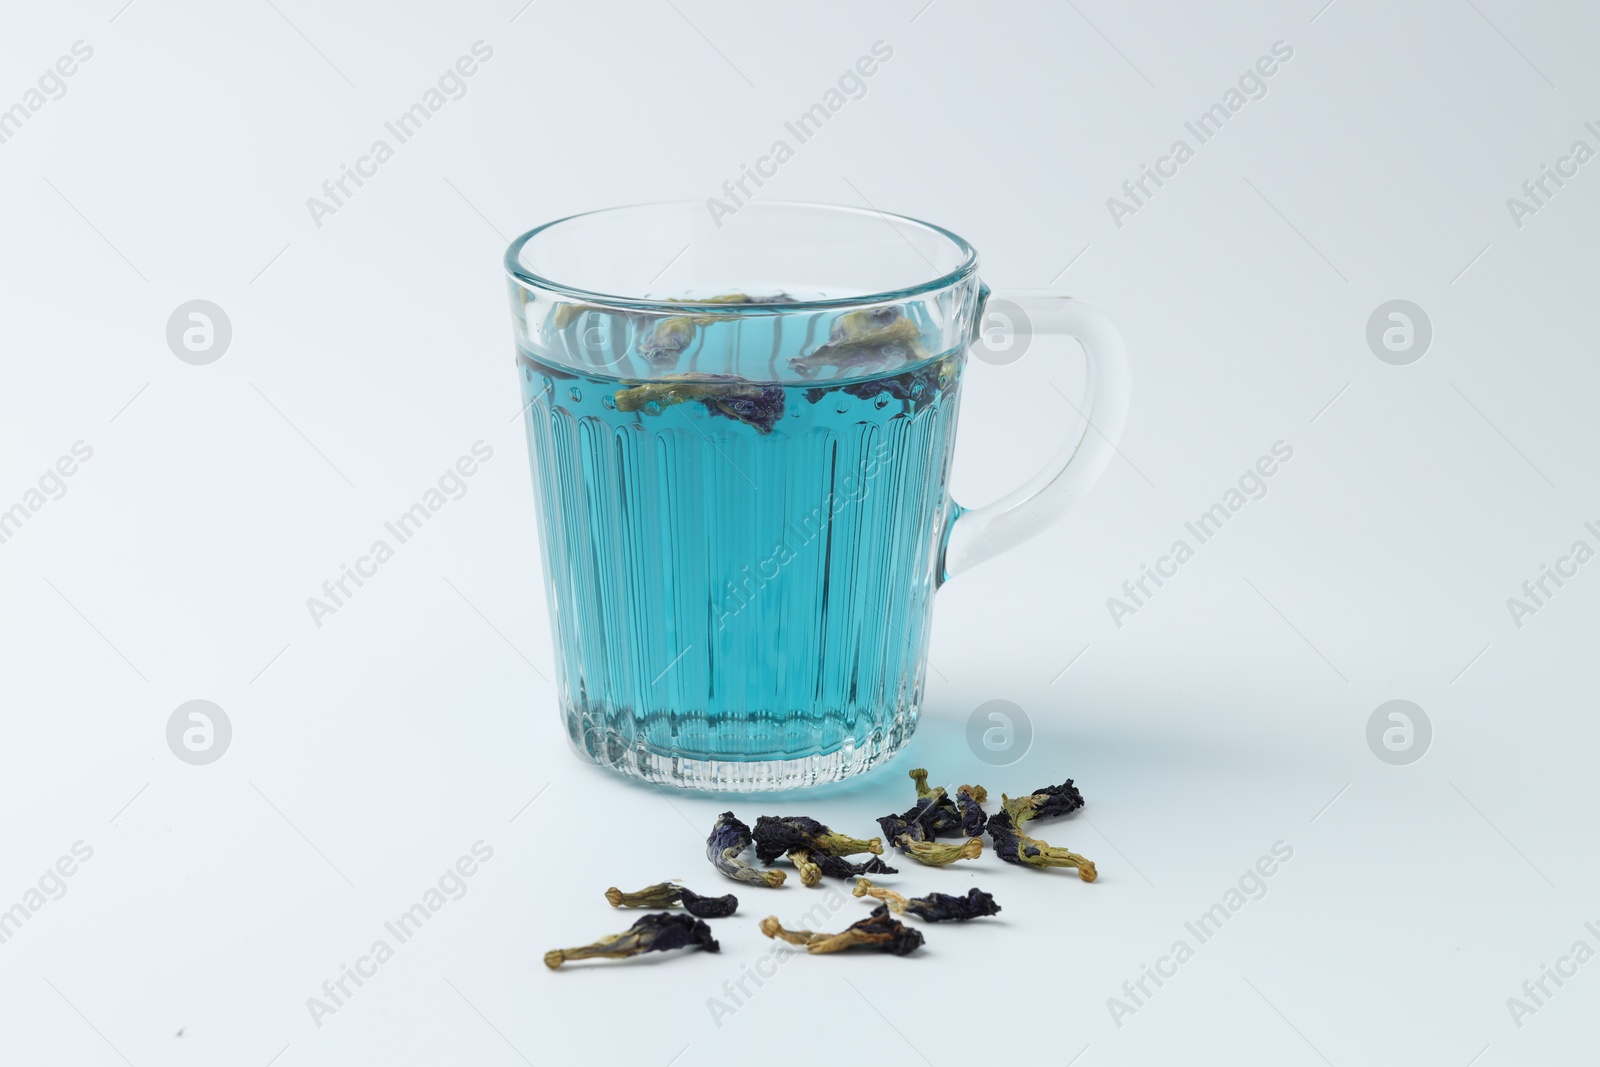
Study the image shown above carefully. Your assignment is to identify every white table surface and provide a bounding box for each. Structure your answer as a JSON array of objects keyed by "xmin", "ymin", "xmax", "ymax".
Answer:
[{"xmin": 2, "ymin": 1, "xmax": 1596, "ymax": 1064}]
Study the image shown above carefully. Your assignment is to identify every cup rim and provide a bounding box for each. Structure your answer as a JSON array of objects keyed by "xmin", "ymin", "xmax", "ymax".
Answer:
[{"xmin": 504, "ymin": 200, "xmax": 980, "ymax": 313}]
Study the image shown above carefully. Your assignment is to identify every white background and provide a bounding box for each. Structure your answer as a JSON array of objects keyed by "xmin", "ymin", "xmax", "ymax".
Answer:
[{"xmin": 3, "ymin": 1, "xmax": 1597, "ymax": 1064}]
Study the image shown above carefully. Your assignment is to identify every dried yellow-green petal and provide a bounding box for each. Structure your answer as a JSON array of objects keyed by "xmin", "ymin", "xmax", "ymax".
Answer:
[
  {"xmin": 787, "ymin": 848, "xmax": 823, "ymax": 888},
  {"xmin": 760, "ymin": 909, "xmax": 924, "ymax": 956},
  {"xmin": 606, "ymin": 882, "xmax": 682, "ymax": 909},
  {"xmin": 852, "ymin": 877, "xmax": 908, "ymax": 914},
  {"xmin": 899, "ymin": 836, "xmax": 983, "ymax": 866},
  {"xmin": 988, "ymin": 810, "xmax": 1097, "ymax": 880}
]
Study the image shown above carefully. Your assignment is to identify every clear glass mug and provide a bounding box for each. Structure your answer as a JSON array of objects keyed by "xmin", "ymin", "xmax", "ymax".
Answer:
[{"xmin": 505, "ymin": 202, "xmax": 1129, "ymax": 790}]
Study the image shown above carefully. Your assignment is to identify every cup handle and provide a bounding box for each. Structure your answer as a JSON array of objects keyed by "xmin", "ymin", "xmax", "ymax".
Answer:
[{"xmin": 941, "ymin": 289, "xmax": 1132, "ymax": 581}]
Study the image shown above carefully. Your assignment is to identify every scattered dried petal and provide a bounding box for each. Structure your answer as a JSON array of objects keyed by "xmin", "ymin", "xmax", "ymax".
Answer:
[
  {"xmin": 760, "ymin": 907, "xmax": 924, "ymax": 956},
  {"xmin": 544, "ymin": 912, "xmax": 719, "ymax": 969},
  {"xmin": 752, "ymin": 816, "xmax": 883, "ymax": 863},
  {"xmin": 678, "ymin": 887, "xmax": 739, "ymax": 919},
  {"xmin": 707, "ymin": 812, "xmax": 786, "ymax": 888},
  {"xmin": 903, "ymin": 888, "xmax": 1001, "ymax": 923},
  {"xmin": 956, "ymin": 784, "xmax": 989, "ymax": 838},
  {"xmin": 786, "ymin": 848, "xmax": 823, "ymax": 888},
  {"xmin": 852, "ymin": 877, "xmax": 909, "ymax": 914},
  {"xmin": 897, "ymin": 836, "xmax": 982, "ymax": 866},
  {"xmin": 1002, "ymin": 778, "xmax": 1085, "ymax": 824},
  {"xmin": 987, "ymin": 811, "xmax": 1096, "ymax": 881}
]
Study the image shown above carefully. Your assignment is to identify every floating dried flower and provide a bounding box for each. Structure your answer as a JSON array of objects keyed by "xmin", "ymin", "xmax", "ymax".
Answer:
[
  {"xmin": 544, "ymin": 912, "xmax": 719, "ymax": 969},
  {"xmin": 613, "ymin": 374, "xmax": 785, "ymax": 434},
  {"xmin": 788, "ymin": 306, "xmax": 928, "ymax": 379},
  {"xmin": 637, "ymin": 293, "xmax": 793, "ymax": 364},
  {"xmin": 707, "ymin": 812, "xmax": 786, "ymax": 888},
  {"xmin": 759, "ymin": 907, "xmax": 924, "ymax": 956}
]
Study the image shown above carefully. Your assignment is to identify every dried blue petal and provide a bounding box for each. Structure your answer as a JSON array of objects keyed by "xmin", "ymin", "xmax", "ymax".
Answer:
[
  {"xmin": 752, "ymin": 816, "xmax": 883, "ymax": 864},
  {"xmin": 987, "ymin": 810, "xmax": 1096, "ymax": 881},
  {"xmin": 955, "ymin": 784, "xmax": 988, "ymax": 838},
  {"xmin": 903, "ymin": 888, "xmax": 1001, "ymax": 923},
  {"xmin": 707, "ymin": 812, "xmax": 786, "ymax": 888},
  {"xmin": 1004, "ymin": 778, "xmax": 1085, "ymax": 823},
  {"xmin": 678, "ymin": 887, "xmax": 739, "ymax": 919},
  {"xmin": 792, "ymin": 847, "xmax": 898, "ymax": 882}
]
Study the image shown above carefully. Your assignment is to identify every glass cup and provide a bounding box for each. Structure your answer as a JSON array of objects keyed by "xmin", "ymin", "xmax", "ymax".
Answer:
[{"xmin": 505, "ymin": 202, "xmax": 1129, "ymax": 790}]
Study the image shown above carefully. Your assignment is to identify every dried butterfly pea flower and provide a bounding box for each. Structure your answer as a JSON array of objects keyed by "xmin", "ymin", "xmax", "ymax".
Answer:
[
  {"xmin": 853, "ymin": 879, "xmax": 1000, "ymax": 923},
  {"xmin": 638, "ymin": 316, "xmax": 701, "ymax": 364},
  {"xmin": 751, "ymin": 816, "xmax": 883, "ymax": 864},
  {"xmin": 1002, "ymin": 778, "xmax": 1085, "ymax": 824},
  {"xmin": 955, "ymin": 784, "xmax": 988, "ymax": 838},
  {"xmin": 759, "ymin": 906, "xmax": 924, "ymax": 956},
  {"xmin": 678, "ymin": 887, "xmax": 739, "ymax": 919},
  {"xmin": 604, "ymin": 882, "xmax": 739, "ymax": 919},
  {"xmin": 605, "ymin": 882, "xmax": 681, "ymax": 909},
  {"xmin": 903, "ymin": 888, "xmax": 1001, "ymax": 923},
  {"xmin": 544, "ymin": 912, "xmax": 719, "ymax": 969},
  {"xmin": 897, "ymin": 837, "xmax": 983, "ymax": 866},
  {"xmin": 786, "ymin": 848, "xmax": 824, "ymax": 888},
  {"xmin": 851, "ymin": 877, "xmax": 909, "ymax": 913},
  {"xmin": 907, "ymin": 769, "xmax": 963, "ymax": 835},
  {"xmin": 788, "ymin": 306, "xmax": 928, "ymax": 379},
  {"xmin": 987, "ymin": 810, "xmax": 1097, "ymax": 881},
  {"xmin": 707, "ymin": 812, "xmax": 786, "ymax": 888},
  {"xmin": 876, "ymin": 812, "xmax": 981, "ymax": 865},
  {"xmin": 613, "ymin": 373, "xmax": 785, "ymax": 434},
  {"xmin": 638, "ymin": 292, "xmax": 793, "ymax": 364},
  {"xmin": 877, "ymin": 772, "xmax": 979, "ymax": 865},
  {"xmin": 677, "ymin": 292, "xmax": 794, "ymax": 305},
  {"xmin": 790, "ymin": 847, "xmax": 898, "ymax": 882}
]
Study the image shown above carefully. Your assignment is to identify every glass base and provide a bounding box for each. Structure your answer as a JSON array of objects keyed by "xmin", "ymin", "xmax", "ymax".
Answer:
[{"xmin": 566, "ymin": 704, "xmax": 919, "ymax": 791}]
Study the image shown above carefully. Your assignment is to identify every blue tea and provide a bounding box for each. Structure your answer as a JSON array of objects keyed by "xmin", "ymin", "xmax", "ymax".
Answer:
[
  {"xmin": 517, "ymin": 303, "xmax": 964, "ymax": 789},
  {"xmin": 505, "ymin": 202, "xmax": 1130, "ymax": 791}
]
